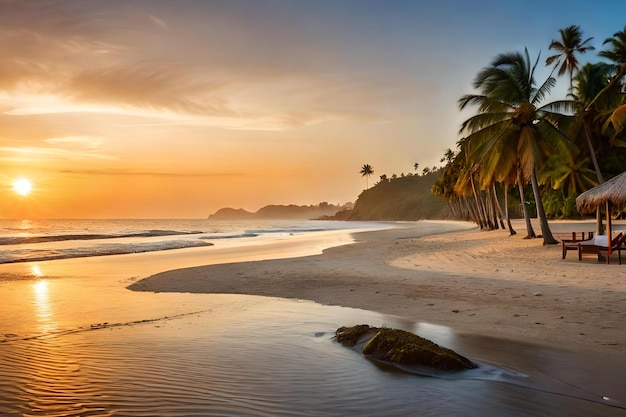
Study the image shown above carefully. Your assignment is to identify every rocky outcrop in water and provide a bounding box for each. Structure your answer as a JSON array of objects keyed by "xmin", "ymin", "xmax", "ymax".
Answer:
[{"xmin": 335, "ymin": 325, "xmax": 477, "ymax": 371}]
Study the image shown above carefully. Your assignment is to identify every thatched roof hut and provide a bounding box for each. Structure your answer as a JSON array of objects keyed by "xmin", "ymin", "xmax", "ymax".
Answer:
[{"xmin": 576, "ymin": 171, "xmax": 626, "ymax": 215}]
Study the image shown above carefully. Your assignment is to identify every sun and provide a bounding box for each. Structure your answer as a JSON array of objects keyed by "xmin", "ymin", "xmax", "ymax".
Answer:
[{"xmin": 13, "ymin": 178, "xmax": 33, "ymax": 196}]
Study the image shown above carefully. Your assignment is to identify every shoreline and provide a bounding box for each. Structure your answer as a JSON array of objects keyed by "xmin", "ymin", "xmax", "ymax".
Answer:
[{"xmin": 130, "ymin": 219, "xmax": 626, "ymax": 356}]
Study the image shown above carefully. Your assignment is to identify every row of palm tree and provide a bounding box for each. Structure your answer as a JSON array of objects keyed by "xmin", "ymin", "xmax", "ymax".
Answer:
[
  {"xmin": 360, "ymin": 163, "xmax": 442, "ymax": 191},
  {"xmin": 433, "ymin": 25, "xmax": 626, "ymax": 244}
]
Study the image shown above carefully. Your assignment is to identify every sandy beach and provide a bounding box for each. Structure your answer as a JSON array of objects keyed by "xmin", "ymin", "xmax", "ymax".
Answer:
[{"xmin": 131, "ymin": 219, "xmax": 626, "ymax": 356}]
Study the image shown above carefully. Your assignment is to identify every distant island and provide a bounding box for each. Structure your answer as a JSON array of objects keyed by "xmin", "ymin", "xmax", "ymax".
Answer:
[
  {"xmin": 209, "ymin": 171, "xmax": 450, "ymax": 221},
  {"xmin": 208, "ymin": 202, "xmax": 351, "ymax": 220}
]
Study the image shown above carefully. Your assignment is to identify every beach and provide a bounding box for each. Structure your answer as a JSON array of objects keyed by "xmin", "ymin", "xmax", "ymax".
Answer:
[
  {"xmin": 131, "ymin": 219, "xmax": 626, "ymax": 356},
  {"xmin": 3, "ymin": 219, "xmax": 626, "ymax": 416}
]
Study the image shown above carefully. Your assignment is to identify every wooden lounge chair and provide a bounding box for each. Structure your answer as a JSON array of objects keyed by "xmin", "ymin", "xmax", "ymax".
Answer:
[
  {"xmin": 599, "ymin": 233, "xmax": 626, "ymax": 265},
  {"xmin": 561, "ymin": 231, "xmax": 594, "ymax": 259},
  {"xmin": 613, "ymin": 237, "xmax": 626, "ymax": 265},
  {"xmin": 578, "ymin": 232, "xmax": 624, "ymax": 264}
]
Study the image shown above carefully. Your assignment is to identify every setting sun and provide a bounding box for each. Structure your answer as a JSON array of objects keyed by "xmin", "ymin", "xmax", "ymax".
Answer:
[{"xmin": 13, "ymin": 178, "xmax": 33, "ymax": 196}]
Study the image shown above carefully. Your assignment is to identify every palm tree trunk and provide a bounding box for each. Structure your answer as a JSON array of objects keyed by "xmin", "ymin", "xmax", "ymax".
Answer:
[
  {"xmin": 487, "ymin": 187, "xmax": 499, "ymax": 229},
  {"xmin": 469, "ymin": 175, "xmax": 487, "ymax": 229},
  {"xmin": 481, "ymin": 187, "xmax": 498, "ymax": 230},
  {"xmin": 456, "ymin": 198, "xmax": 465, "ymax": 219},
  {"xmin": 582, "ymin": 121, "xmax": 604, "ymax": 183},
  {"xmin": 582, "ymin": 120, "xmax": 606, "ymax": 236},
  {"xmin": 463, "ymin": 198, "xmax": 471, "ymax": 220},
  {"xmin": 491, "ymin": 190, "xmax": 500, "ymax": 229},
  {"xmin": 517, "ymin": 170, "xmax": 536, "ymax": 239},
  {"xmin": 503, "ymin": 183, "xmax": 517, "ymax": 235},
  {"xmin": 464, "ymin": 196, "xmax": 480, "ymax": 226},
  {"xmin": 530, "ymin": 167, "xmax": 558, "ymax": 245},
  {"xmin": 492, "ymin": 183, "xmax": 506, "ymax": 230}
]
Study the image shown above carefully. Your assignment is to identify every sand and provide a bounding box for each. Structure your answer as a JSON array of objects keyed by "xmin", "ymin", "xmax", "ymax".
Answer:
[{"xmin": 130, "ymin": 219, "xmax": 626, "ymax": 356}]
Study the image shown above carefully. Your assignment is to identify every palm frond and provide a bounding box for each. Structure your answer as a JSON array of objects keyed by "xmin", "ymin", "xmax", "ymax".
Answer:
[
  {"xmin": 538, "ymin": 99, "xmax": 576, "ymax": 115},
  {"xmin": 459, "ymin": 112, "xmax": 511, "ymax": 134},
  {"xmin": 605, "ymin": 103, "xmax": 626, "ymax": 134},
  {"xmin": 532, "ymin": 76, "xmax": 556, "ymax": 105}
]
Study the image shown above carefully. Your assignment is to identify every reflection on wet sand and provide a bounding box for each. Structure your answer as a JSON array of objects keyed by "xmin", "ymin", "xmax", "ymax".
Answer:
[
  {"xmin": 32, "ymin": 278, "xmax": 58, "ymax": 335},
  {"xmin": 2, "ymin": 297, "xmax": 625, "ymax": 416}
]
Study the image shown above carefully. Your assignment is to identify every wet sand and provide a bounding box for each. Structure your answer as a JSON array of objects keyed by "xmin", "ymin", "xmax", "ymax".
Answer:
[
  {"xmin": 131, "ymin": 219, "xmax": 626, "ymax": 356},
  {"xmin": 3, "ymin": 220, "xmax": 626, "ymax": 415}
]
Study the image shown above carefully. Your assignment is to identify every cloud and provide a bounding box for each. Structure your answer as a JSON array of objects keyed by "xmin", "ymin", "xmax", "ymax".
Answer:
[
  {"xmin": 0, "ymin": 0, "xmax": 430, "ymax": 131},
  {"xmin": 44, "ymin": 135, "xmax": 104, "ymax": 149},
  {"xmin": 0, "ymin": 146, "xmax": 115, "ymax": 162},
  {"xmin": 63, "ymin": 65, "xmax": 235, "ymax": 116},
  {"xmin": 59, "ymin": 168, "xmax": 244, "ymax": 178}
]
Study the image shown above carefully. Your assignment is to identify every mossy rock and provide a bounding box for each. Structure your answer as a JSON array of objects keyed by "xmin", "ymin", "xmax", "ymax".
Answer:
[
  {"xmin": 335, "ymin": 324, "xmax": 380, "ymax": 346},
  {"xmin": 336, "ymin": 325, "xmax": 476, "ymax": 372}
]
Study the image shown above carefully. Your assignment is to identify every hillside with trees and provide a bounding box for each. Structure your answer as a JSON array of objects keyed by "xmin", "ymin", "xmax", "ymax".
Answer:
[{"xmin": 327, "ymin": 171, "xmax": 449, "ymax": 220}]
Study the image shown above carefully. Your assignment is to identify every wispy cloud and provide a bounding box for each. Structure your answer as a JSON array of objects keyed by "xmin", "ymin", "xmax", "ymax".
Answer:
[
  {"xmin": 63, "ymin": 66, "xmax": 234, "ymax": 116},
  {"xmin": 0, "ymin": 146, "xmax": 116, "ymax": 162},
  {"xmin": 59, "ymin": 168, "xmax": 244, "ymax": 178},
  {"xmin": 0, "ymin": 0, "xmax": 423, "ymax": 130},
  {"xmin": 44, "ymin": 136, "xmax": 104, "ymax": 149}
]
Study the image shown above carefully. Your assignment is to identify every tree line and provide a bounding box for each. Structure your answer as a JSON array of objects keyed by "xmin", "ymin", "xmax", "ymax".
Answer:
[{"xmin": 432, "ymin": 25, "xmax": 626, "ymax": 244}]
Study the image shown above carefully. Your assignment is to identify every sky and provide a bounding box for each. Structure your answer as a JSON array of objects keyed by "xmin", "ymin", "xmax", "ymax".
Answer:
[{"xmin": 1, "ymin": 0, "xmax": 625, "ymax": 219}]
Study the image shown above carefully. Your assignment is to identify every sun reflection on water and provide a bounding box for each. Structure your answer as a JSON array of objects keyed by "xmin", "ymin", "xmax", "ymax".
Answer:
[
  {"xmin": 31, "ymin": 266, "xmax": 58, "ymax": 334},
  {"xmin": 31, "ymin": 264, "xmax": 44, "ymax": 278}
]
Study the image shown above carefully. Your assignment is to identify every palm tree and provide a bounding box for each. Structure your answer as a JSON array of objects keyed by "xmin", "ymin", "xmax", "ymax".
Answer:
[
  {"xmin": 546, "ymin": 25, "xmax": 595, "ymax": 89},
  {"xmin": 359, "ymin": 164, "xmax": 374, "ymax": 189},
  {"xmin": 541, "ymin": 150, "xmax": 598, "ymax": 198},
  {"xmin": 458, "ymin": 49, "xmax": 570, "ymax": 245},
  {"xmin": 598, "ymin": 26, "xmax": 626, "ymax": 137},
  {"xmin": 585, "ymin": 25, "xmax": 626, "ymax": 112},
  {"xmin": 570, "ymin": 62, "xmax": 614, "ymax": 183}
]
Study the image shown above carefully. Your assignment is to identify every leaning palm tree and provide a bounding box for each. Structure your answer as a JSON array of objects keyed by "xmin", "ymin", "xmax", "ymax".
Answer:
[
  {"xmin": 359, "ymin": 164, "xmax": 374, "ymax": 189},
  {"xmin": 546, "ymin": 25, "xmax": 595, "ymax": 89},
  {"xmin": 567, "ymin": 62, "xmax": 623, "ymax": 235},
  {"xmin": 569, "ymin": 62, "xmax": 615, "ymax": 183},
  {"xmin": 459, "ymin": 49, "xmax": 570, "ymax": 245}
]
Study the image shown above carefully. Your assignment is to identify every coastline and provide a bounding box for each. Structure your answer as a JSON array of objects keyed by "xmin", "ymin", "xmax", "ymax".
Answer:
[{"xmin": 130, "ymin": 219, "xmax": 626, "ymax": 356}]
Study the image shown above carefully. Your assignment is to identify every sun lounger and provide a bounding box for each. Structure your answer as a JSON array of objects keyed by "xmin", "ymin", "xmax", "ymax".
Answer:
[
  {"xmin": 598, "ymin": 233, "xmax": 626, "ymax": 265},
  {"xmin": 561, "ymin": 232, "xmax": 594, "ymax": 259},
  {"xmin": 578, "ymin": 232, "xmax": 624, "ymax": 264}
]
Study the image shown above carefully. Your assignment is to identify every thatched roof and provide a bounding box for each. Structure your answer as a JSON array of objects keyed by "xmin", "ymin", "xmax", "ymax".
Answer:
[{"xmin": 576, "ymin": 171, "xmax": 626, "ymax": 214}]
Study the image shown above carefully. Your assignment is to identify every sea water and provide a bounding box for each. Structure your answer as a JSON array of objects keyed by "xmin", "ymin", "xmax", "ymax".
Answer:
[
  {"xmin": 0, "ymin": 219, "xmax": 625, "ymax": 416},
  {"xmin": 0, "ymin": 218, "xmax": 383, "ymax": 264}
]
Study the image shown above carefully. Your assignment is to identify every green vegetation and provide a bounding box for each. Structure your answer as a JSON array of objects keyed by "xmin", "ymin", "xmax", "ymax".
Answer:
[
  {"xmin": 331, "ymin": 171, "xmax": 448, "ymax": 220},
  {"xmin": 431, "ymin": 25, "xmax": 626, "ymax": 240}
]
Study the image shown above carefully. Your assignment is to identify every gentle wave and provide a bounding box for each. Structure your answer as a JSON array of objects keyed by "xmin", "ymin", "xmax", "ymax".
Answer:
[
  {"xmin": 0, "ymin": 230, "xmax": 202, "ymax": 246},
  {"xmin": 198, "ymin": 233, "xmax": 259, "ymax": 240},
  {"xmin": 245, "ymin": 227, "xmax": 328, "ymax": 234},
  {"xmin": 0, "ymin": 240, "xmax": 213, "ymax": 264},
  {"xmin": 0, "ymin": 219, "xmax": 377, "ymax": 265}
]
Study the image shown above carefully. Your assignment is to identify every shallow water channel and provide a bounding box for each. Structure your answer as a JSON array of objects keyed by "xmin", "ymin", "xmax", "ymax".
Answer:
[{"xmin": 1, "ymin": 289, "xmax": 626, "ymax": 416}]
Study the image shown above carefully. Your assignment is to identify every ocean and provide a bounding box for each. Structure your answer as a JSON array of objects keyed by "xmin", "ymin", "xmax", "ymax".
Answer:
[
  {"xmin": 0, "ymin": 218, "xmax": 383, "ymax": 264},
  {"xmin": 0, "ymin": 219, "xmax": 625, "ymax": 416}
]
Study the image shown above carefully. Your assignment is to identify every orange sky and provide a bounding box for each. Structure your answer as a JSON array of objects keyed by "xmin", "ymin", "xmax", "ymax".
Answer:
[{"xmin": 0, "ymin": 1, "xmax": 621, "ymax": 218}]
